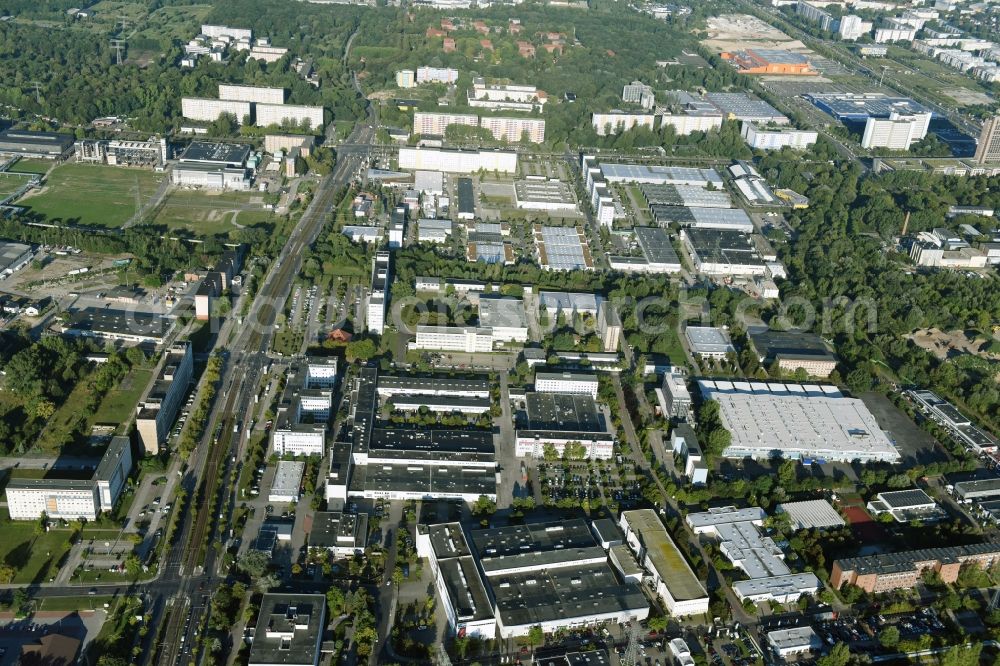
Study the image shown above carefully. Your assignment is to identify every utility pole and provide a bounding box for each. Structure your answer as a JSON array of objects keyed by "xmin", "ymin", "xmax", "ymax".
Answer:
[
  {"xmin": 879, "ymin": 65, "xmax": 888, "ymax": 87},
  {"xmin": 110, "ymin": 39, "xmax": 126, "ymax": 66},
  {"xmin": 622, "ymin": 621, "xmax": 643, "ymax": 666},
  {"xmin": 30, "ymin": 81, "xmax": 42, "ymax": 105}
]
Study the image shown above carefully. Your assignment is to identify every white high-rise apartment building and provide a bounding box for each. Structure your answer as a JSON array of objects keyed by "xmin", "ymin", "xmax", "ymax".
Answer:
[
  {"xmin": 181, "ymin": 98, "xmax": 252, "ymax": 122},
  {"xmin": 255, "ymin": 103, "xmax": 324, "ymax": 129},
  {"xmin": 413, "ymin": 112, "xmax": 479, "ymax": 136},
  {"xmin": 861, "ymin": 112, "xmax": 931, "ymax": 150},
  {"xmin": 218, "ymin": 84, "xmax": 285, "ymax": 104},
  {"xmin": 416, "ymin": 66, "xmax": 459, "ymax": 84}
]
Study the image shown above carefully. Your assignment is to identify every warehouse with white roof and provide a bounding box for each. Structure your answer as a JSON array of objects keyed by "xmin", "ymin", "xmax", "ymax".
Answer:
[{"xmin": 697, "ymin": 380, "xmax": 900, "ymax": 463}]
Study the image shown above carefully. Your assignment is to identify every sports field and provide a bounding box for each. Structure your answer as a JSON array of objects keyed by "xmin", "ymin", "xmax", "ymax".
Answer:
[
  {"xmin": 19, "ymin": 163, "xmax": 163, "ymax": 228},
  {"xmin": 149, "ymin": 188, "xmax": 276, "ymax": 236}
]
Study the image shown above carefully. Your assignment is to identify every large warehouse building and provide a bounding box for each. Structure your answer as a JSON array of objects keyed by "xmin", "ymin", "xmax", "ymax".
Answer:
[
  {"xmin": 515, "ymin": 392, "xmax": 615, "ymax": 459},
  {"xmin": 696, "ymin": 380, "xmax": 900, "ymax": 463},
  {"xmin": 0, "ymin": 129, "xmax": 74, "ymax": 158},
  {"xmin": 399, "ymin": 147, "xmax": 517, "ymax": 173},
  {"xmin": 172, "ymin": 141, "xmax": 251, "ymax": 190},
  {"xmin": 418, "ymin": 519, "xmax": 649, "ymax": 640}
]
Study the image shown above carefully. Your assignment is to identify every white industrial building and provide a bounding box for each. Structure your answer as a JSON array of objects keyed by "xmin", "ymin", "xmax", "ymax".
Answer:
[
  {"xmin": 255, "ymin": 103, "xmax": 324, "ymax": 129},
  {"xmin": 767, "ymin": 627, "xmax": 824, "ymax": 658},
  {"xmin": 697, "ymin": 380, "xmax": 901, "ymax": 463},
  {"xmin": 478, "ymin": 297, "xmax": 528, "ymax": 343},
  {"xmin": 776, "ymin": 499, "xmax": 846, "ymax": 530},
  {"xmin": 534, "ymin": 371, "xmax": 599, "ymax": 399},
  {"xmin": 218, "ymin": 84, "xmax": 285, "ymax": 104},
  {"xmin": 181, "ymin": 97, "xmax": 252, "ymax": 122},
  {"xmin": 414, "ymin": 170, "xmax": 444, "ymax": 195},
  {"xmin": 538, "ymin": 291, "xmax": 602, "ymax": 317},
  {"xmin": 269, "ymin": 460, "xmax": 305, "ymax": 503},
  {"xmin": 513, "ymin": 178, "xmax": 575, "ymax": 210},
  {"xmin": 412, "ymin": 325, "xmax": 494, "ymax": 353},
  {"xmin": 515, "ymin": 392, "xmax": 615, "ymax": 460},
  {"xmin": 742, "ymin": 123, "xmax": 818, "ymax": 150},
  {"xmin": 6, "ymin": 436, "xmax": 133, "ymax": 521},
  {"xmin": 685, "ymin": 326, "xmax": 736, "ymax": 359},
  {"xmin": 399, "ymin": 147, "xmax": 517, "ymax": 174},
  {"xmin": 619, "ymin": 510, "xmax": 710, "ymax": 617},
  {"xmin": 861, "ymin": 112, "xmax": 932, "ymax": 150}
]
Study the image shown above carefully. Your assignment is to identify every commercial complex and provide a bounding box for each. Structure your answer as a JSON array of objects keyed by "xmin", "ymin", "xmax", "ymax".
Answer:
[
  {"xmin": 867, "ymin": 489, "xmax": 946, "ymax": 523},
  {"xmin": 399, "ymin": 147, "xmax": 517, "ymax": 173},
  {"xmin": 173, "ymin": 141, "xmax": 251, "ymax": 190},
  {"xmin": 515, "ymin": 392, "xmax": 615, "ymax": 459},
  {"xmin": 478, "ymin": 296, "xmax": 528, "ymax": 343},
  {"xmin": 908, "ymin": 389, "xmax": 997, "ymax": 453},
  {"xmin": 680, "ymin": 228, "xmax": 768, "ymax": 276},
  {"xmin": 832, "ymin": 543, "xmax": 1000, "ymax": 593},
  {"xmin": 271, "ymin": 358, "xmax": 337, "ymax": 457},
  {"xmin": 684, "ymin": 326, "xmax": 736, "ymax": 359},
  {"xmin": 696, "ymin": 380, "xmax": 901, "ymax": 463},
  {"xmin": 514, "ymin": 179, "xmax": 576, "ymax": 210},
  {"xmin": 721, "ymin": 49, "xmax": 816, "ymax": 75},
  {"xmin": 136, "ymin": 341, "xmax": 194, "ymax": 455},
  {"xmin": 609, "ymin": 226, "xmax": 683, "ymax": 274},
  {"xmin": 413, "ymin": 325, "xmax": 495, "ymax": 353},
  {"xmin": 687, "ymin": 507, "xmax": 821, "ymax": 603},
  {"xmin": 641, "ymin": 183, "xmax": 732, "ymax": 209},
  {"xmin": 619, "ymin": 509, "xmax": 709, "ymax": 616},
  {"xmin": 75, "ymin": 137, "xmax": 168, "ymax": 168},
  {"xmin": 741, "ymin": 123, "xmax": 818, "ymax": 150},
  {"xmin": 247, "ymin": 594, "xmax": 326, "ymax": 666},
  {"xmin": 6, "ymin": 435, "xmax": 133, "ymax": 521},
  {"xmin": 59, "ymin": 307, "xmax": 170, "ymax": 346},
  {"xmin": 269, "ymin": 460, "xmax": 305, "ymax": 503}
]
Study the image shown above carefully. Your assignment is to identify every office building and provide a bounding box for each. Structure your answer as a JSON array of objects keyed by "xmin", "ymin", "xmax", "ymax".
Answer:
[
  {"xmin": 862, "ymin": 112, "xmax": 932, "ymax": 150},
  {"xmin": 662, "ymin": 370, "xmax": 692, "ymax": 420},
  {"xmin": 59, "ymin": 307, "xmax": 169, "ymax": 346},
  {"xmin": 671, "ymin": 423, "xmax": 707, "ymax": 485},
  {"xmin": 832, "ymin": 543, "xmax": 1000, "ymax": 593},
  {"xmin": 685, "ymin": 326, "xmax": 736, "ymax": 359},
  {"xmin": 218, "ymin": 84, "xmax": 285, "ymax": 104},
  {"xmin": 534, "ymin": 372, "xmax": 599, "ymax": 399},
  {"xmin": 591, "ymin": 112, "xmax": 656, "ymax": 136},
  {"xmin": 748, "ymin": 329, "xmax": 837, "ymax": 378},
  {"xmin": 136, "ymin": 341, "xmax": 194, "ymax": 455},
  {"xmin": 479, "ymin": 297, "xmax": 528, "ymax": 343},
  {"xmin": 396, "ymin": 69, "xmax": 416, "ymax": 88},
  {"xmin": 796, "ymin": 1, "xmax": 834, "ymax": 31},
  {"xmin": 0, "ymin": 130, "xmax": 74, "ymax": 158},
  {"xmin": 539, "ymin": 291, "xmax": 601, "ymax": 317},
  {"xmin": 255, "ymin": 103, "xmax": 323, "ymax": 129},
  {"xmin": 609, "ymin": 226, "xmax": 682, "ymax": 274},
  {"xmin": 412, "ymin": 325, "xmax": 494, "ymax": 353},
  {"xmin": 308, "ymin": 511, "xmax": 367, "ymax": 556},
  {"xmin": 417, "ymin": 218, "xmax": 453, "ymax": 243},
  {"xmin": 742, "ymin": 123, "xmax": 818, "ymax": 150},
  {"xmin": 468, "ymin": 78, "xmax": 546, "ymax": 112},
  {"xmin": 399, "ymin": 147, "xmax": 517, "ymax": 173},
  {"xmin": 269, "ymin": 460, "xmax": 305, "ymax": 503},
  {"xmin": 623, "ymin": 81, "xmax": 655, "ymax": 110},
  {"xmin": 806, "ymin": 93, "xmax": 931, "ymax": 124},
  {"xmin": 181, "ymin": 97, "xmax": 251, "ymax": 123},
  {"xmin": 173, "ymin": 141, "xmax": 251, "ymax": 190},
  {"xmin": 687, "ymin": 507, "xmax": 821, "ymax": 603},
  {"xmin": 367, "ymin": 251, "xmax": 390, "ymax": 335},
  {"xmin": 247, "ymin": 594, "xmax": 326, "ymax": 666},
  {"xmin": 619, "ymin": 510, "xmax": 709, "ymax": 616},
  {"xmin": 776, "ymin": 499, "xmax": 846, "ymax": 531},
  {"xmin": 838, "ymin": 15, "xmax": 872, "ymax": 40},
  {"xmin": 515, "ymin": 392, "xmax": 615, "ymax": 459},
  {"xmin": 974, "ymin": 115, "xmax": 1000, "ymax": 164},
  {"xmin": 201, "ymin": 24, "xmax": 252, "ymax": 41},
  {"xmin": 6, "ymin": 435, "xmax": 133, "ymax": 521},
  {"xmin": 598, "ymin": 301, "xmax": 622, "ymax": 353},
  {"xmin": 270, "ymin": 359, "xmax": 334, "ymax": 457},
  {"xmin": 697, "ymin": 379, "xmax": 901, "ymax": 463}
]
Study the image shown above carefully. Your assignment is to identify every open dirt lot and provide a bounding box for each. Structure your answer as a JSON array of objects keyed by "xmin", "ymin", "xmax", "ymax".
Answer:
[
  {"xmin": 907, "ymin": 327, "xmax": 999, "ymax": 361},
  {"xmin": 701, "ymin": 14, "xmax": 806, "ymax": 54}
]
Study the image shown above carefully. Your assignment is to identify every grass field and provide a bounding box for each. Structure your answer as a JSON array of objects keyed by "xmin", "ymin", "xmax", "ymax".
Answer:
[
  {"xmin": 0, "ymin": 172, "xmax": 36, "ymax": 200},
  {"xmin": 37, "ymin": 595, "xmax": 115, "ymax": 611},
  {"xmin": 20, "ymin": 163, "xmax": 163, "ymax": 228},
  {"xmin": 8, "ymin": 157, "xmax": 56, "ymax": 175},
  {"xmin": 133, "ymin": 4, "xmax": 213, "ymax": 45},
  {"xmin": 0, "ymin": 521, "xmax": 75, "ymax": 584},
  {"xmin": 149, "ymin": 188, "xmax": 276, "ymax": 236},
  {"xmin": 92, "ymin": 366, "xmax": 154, "ymax": 425}
]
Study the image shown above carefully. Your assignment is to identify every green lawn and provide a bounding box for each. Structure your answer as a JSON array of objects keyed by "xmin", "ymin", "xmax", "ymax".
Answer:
[
  {"xmin": 0, "ymin": 521, "xmax": 75, "ymax": 584},
  {"xmin": 8, "ymin": 157, "xmax": 55, "ymax": 175},
  {"xmin": 92, "ymin": 366, "xmax": 154, "ymax": 425},
  {"xmin": 20, "ymin": 163, "xmax": 163, "ymax": 228},
  {"xmin": 38, "ymin": 595, "xmax": 115, "ymax": 611},
  {"xmin": 0, "ymin": 172, "xmax": 35, "ymax": 199},
  {"xmin": 148, "ymin": 188, "xmax": 276, "ymax": 236}
]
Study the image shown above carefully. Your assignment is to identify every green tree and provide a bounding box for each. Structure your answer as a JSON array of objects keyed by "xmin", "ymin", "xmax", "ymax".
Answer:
[
  {"xmin": 238, "ymin": 550, "xmax": 270, "ymax": 578},
  {"xmin": 878, "ymin": 625, "xmax": 900, "ymax": 649},
  {"xmin": 527, "ymin": 625, "xmax": 544, "ymax": 649},
  {"xmin": 817, "ymin": 643, "xmax": 852, "ymax": 666}
]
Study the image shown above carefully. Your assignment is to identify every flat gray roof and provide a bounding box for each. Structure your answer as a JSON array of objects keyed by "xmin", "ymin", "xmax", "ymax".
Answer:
[
  {"xmin": 248, "ymin": 593, "xmax": 325, "ymax": 666},
  {"xmin": 685, "ymin": 326, "xmax": 735, "ymax": 355},
  {"xmin": 179, "ymin": 141, "xmax": 250, "ymax": 166},
  {"xmin": 525, "ymin": 392, "xmax": 604, "ymax": 432},
  {"xmin": 634, "ymin": 226, "xmax": 681, "ymax": 266},
  {"xmin": 776, "ymin": 499, "xmax": 845, "ymax": 530},
  {"xmin": 479, "ymin": 296, "xmax": 527, "ymax": 329}
]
